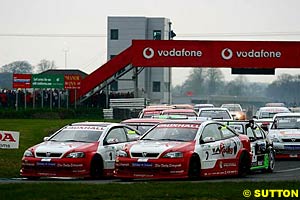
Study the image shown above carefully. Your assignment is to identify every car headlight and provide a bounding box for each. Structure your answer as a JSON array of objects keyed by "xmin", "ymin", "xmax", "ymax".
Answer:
[
  {"xmin": 23, "ymin": 150, "xmax": 34, "ymax": 157},
  {"xmin": 270, "ymin": 137, "xmax": 280, "ymax": 143},
  {"xmin": 116, "ymin": 150, "xmax": 128, "ymax": 157},
  {"xmin": 269, "ymin": 135, "xmax": 280, "ymax": 143},
  {"xmin": 163, "ymin": 152, "xmax": 183, "ymax": 158},
  {"xmin": 66, "ymin": 152, "xmax": 85, "ymax": 158}
]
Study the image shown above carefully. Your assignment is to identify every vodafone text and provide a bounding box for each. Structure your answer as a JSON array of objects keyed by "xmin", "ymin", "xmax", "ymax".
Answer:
[
  {"xmin": 236, "ymin": 49, "xmax": 281, "ymax": 58},
  {"xmin": 157, "ymin": 48, "xmax": 202, "ymax": 57},
  {"xmin": 143, "ymin": 47, "xmax": 202, "ymax": 59},
  {"xmin": 222, "ymin": 48, "xmax": 281, "ymax": 60}
]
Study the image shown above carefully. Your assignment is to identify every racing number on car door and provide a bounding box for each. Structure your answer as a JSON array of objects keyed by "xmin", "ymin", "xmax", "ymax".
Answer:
[{"xmin": 103, "ymin": 127, "xmax": 128, "ymax": 169}]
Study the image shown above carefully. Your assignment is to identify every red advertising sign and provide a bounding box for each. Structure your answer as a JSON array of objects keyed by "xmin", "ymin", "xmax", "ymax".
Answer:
[
  {"xmin": 64, "ymin": 75, "xmax": 81, "ymax": 89},
  {"xmin": 131, "ymin": 40, "xmax": 300, "ymax": 68},
  {"xmin": 13, "ymin": 74, "xmax": 32, "ymax": 88}
]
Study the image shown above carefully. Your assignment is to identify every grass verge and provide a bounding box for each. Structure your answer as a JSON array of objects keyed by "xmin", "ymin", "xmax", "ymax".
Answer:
[{"xmin": 1, "ymin": 181, "xmax": 300, "ymax": 200}]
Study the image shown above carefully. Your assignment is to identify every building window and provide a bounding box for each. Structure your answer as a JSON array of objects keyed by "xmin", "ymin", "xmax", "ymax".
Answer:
[
  {"xmin": 153, "ymin": 81, "xmax": 161, "ymax": 92},
  {"xmin": 110, "ymin": 80, "xmax": 118, "ymax": 91},
  {"xmin": 153, "ymin": 30, "xmax": 161, "ymax": 40},
  {"xmin": 110, "ymin": 29, "xmax": 119, "ymax": 40}
]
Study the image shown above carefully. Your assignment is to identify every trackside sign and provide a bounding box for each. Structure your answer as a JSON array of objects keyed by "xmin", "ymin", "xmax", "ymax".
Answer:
[
  {"xmin": 0, "ymin": 131, "xmax": 20, "ymax": 149},
  {"xmin": 131, "ymin": 40, "xmax": 300, "ymax": 68}
]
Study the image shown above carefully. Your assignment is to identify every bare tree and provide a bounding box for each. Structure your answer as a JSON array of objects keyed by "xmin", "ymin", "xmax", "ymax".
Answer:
[
  {"xmin": 36, "ymin": 59, "xmax": 56, "ymax": 73},
  {"xmin": 206, "ymin": 68, "xmax": 224, "ymax": 95}
]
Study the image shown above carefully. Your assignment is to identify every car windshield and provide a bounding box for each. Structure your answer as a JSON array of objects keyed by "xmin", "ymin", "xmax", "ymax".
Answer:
[
  {"xmin": 50, "ymin": 126, "xmax": 104, "ymax": 142},
  {"xmin": 142, "ymin": 112, "xmax": 161, "ymax": 118},
  {"xmin": 271, "ymin": 116, "xmax": 300, "ymax": 129},
  {"xmin": 142, "ymin": 123, "xmax": 199, "ymax": 142},
  {"xmin": 199, "ymin": 110, "xmax": 231, "ymax": 119},
  {"xmin": 260, "ymin": 112, "xmax": 278, "ymax": 119}
]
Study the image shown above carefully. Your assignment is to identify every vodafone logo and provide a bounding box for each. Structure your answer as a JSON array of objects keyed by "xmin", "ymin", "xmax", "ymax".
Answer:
[
  {"xmin": 221, "ymin": 48, "xmax": 233, "ymax": 60},
  {"xmin": 143, "ymin": 47, "xmax": 155, "ymax": 59}
]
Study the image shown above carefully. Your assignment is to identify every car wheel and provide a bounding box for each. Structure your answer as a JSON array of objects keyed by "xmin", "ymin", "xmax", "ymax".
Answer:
[
  {"xmin": 188, "ymin": 155, "xmax": 200, "ymax": 180},
  {"xmin": 267, "ymin": 150, "xmax": 275, "ymax": 173},
  {"xmin": 238, "ymin": 152, "xmax": 250, "ymax": 177},
  {"xmin": 90, "ymin": 155, "xmax": 103, "ymax": 179}
]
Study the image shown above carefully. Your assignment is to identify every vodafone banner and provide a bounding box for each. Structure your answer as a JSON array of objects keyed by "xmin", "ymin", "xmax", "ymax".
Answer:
[{"xmin": 131, "ymin": 40, "xmax": 300, "ymax": 68}]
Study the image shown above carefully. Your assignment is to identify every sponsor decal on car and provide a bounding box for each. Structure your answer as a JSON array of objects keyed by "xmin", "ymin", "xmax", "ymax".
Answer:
[
  {"xmin": 0, "ymin": 131, "xmax": 20, "ymax": 149},
  {"xmin": 157, "ymin": 124, "xmax": 199, "ymax": 129}
]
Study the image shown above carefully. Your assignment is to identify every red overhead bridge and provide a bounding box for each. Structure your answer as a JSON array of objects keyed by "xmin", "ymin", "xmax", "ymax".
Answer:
[{"xmin": 70, "ymin": 40, "xmax": 300, "ymax": 103}]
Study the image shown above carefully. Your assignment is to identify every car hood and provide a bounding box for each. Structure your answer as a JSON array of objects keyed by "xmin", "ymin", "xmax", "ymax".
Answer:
[
  {"xmin": 269, "ymin": 129, "xmax": 300, "ymax": 137},
  {"xmin": 34, "ymin": 141, "xmax": 96, "ymax": 157},
  {"xmin": 129, "ymin": 140, "xmax": 192, "ymax": 155}
]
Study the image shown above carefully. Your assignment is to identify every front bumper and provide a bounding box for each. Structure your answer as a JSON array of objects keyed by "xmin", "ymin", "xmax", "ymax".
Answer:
[
  {"xmin": 20, "ymin": 157, "xmax": 90, "ymax": 178},
  {"xmin": 273, "ymin": 142, "xmax": 300, "ymax": 158},
  {"xmin": 114, "ymin": 157, "xmax": 189, "ymax": 179}
]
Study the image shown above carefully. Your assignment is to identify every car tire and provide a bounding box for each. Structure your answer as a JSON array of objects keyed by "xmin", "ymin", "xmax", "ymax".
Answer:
[
  {"xmin": 266, "ymin": 150, "xmax": 275, "ymax": 173},
  {"xmin": 90, "ymin": 155, "xmax": 103, "ymax": 179},
  {"xmin": 238, "ymin": 152, "xmax": 250, "ymax": 177},
  {"xmin": 188, "ymin": 154, "xmax": 200, "ymax": 180}
]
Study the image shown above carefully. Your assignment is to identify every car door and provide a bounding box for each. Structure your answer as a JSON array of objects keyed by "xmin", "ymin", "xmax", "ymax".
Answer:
[
  {"xmin": 101, "ymin": 127, "xmax": 129, "ymax": 170},
  {"xmin": 219, "ymin": 125, "xmax": 241, "ymax": 159},
  {"xmin": 199, "ymin": 123, "xmax": 223, "ymax": 171}
]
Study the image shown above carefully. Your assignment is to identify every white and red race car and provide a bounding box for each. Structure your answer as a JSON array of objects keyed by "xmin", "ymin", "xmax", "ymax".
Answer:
[
  {"xmin": 20, "ymin": 122, "xmax": 141, "ymax": 179},
  {"xmin": 268, "ymin": 113, "xmax": 300, "ymax": 158},
  {"xmin": 114, "ymin": 120, "xmax": 252, "ymax": 179}
]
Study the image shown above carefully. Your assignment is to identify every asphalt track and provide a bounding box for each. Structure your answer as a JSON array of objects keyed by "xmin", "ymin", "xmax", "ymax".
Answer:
[{"xmin": 0, "ymin": 160, "xmax": 299, "ymax": 183}]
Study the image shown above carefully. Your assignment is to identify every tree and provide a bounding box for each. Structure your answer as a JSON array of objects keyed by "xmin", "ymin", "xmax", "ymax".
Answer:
[
  {"xmin": 182, "ymin": 68, "xmax": 207, "ymax": 96},
  {"xmin": 205, "ymin": 68, "xmax": 224, "ymax": 95},
  {"xmin": 1, "ymin": 61, "xmax": 33, "ymax": 73},
  {"xmin": 36, "ymin": 59, "xmax": 56, "ymax": 73},
  {"xmin": 225, "ymin": 76, "xmax": 249, "ymax": 96}
]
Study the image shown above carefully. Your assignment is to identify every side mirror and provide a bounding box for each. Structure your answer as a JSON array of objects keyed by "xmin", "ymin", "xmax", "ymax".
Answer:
[
  {"xmin": 252, "ymin": 116, "xmax": 258, "ymax": 119},
  {"xmin": 43, "ymin": 137, "xmax": 50, "ymax": 141},
  {"xmin": 201, "ymin": 137, "xmax": 215, "ymax": 144}
]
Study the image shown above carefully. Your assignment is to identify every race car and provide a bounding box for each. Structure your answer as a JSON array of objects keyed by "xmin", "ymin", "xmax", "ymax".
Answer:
[
  {"xmin": 114, "ymin": 120, "xmax": 251, "ymax": 179},
  {"xmin": 253, "ymin": 106, "xmax": 291, "ymax": 131},
  {"xmin": 268, "ymin": 113, "xmax": 300, "ymax": 158},
  {"xmin": 221, "ymin": 120, "xmax": 275, "ymax": 172},
  {"xmin": 221, "ymin": 104, "xmax": 247, "ymax": 120},
  {"xmin": 20, "ymin": 122, "xmax": 141, "ymax": 179},
  {"xmin": 138, "ymin": 105, "xmax": 174, "ymax": 118},
  {"xmin": 198, "ymin": 107, "xmax": 233, "ymax": 120}
]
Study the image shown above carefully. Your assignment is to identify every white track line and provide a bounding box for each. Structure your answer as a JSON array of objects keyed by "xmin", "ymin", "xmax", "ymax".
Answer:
[{"xmin": 277, "ymin": 167, "xmax": 300, "ymax": 173}]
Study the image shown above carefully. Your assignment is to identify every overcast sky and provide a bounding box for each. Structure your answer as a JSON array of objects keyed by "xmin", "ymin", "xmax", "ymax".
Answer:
[{"xmin": 1, "ymin": 0, "xmax": 300, "ymax": 86}]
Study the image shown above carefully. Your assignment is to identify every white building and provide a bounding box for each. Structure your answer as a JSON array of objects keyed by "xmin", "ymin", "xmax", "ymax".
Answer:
[{"xmin": 107, "ymin": 16, "xmax": 173, "ymax": 104}]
